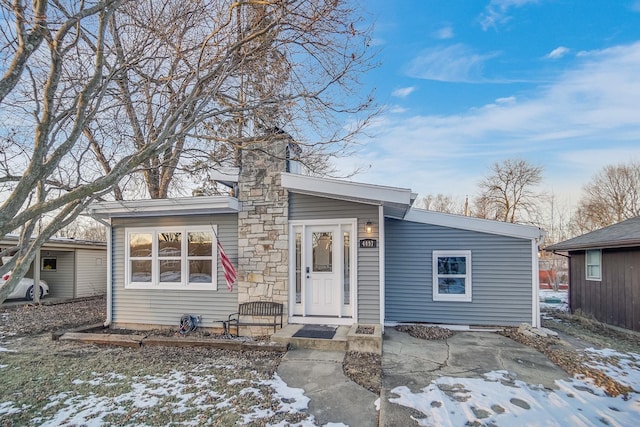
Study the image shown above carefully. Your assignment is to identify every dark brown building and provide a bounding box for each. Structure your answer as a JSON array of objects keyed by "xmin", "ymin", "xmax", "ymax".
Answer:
[{"xmin": 546, "ymin": 217, "xmax": 640, "ymax": 332}]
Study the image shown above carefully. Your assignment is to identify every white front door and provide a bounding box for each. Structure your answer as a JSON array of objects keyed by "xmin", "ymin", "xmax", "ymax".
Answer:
[{"xmin": 305, "ymin": 225, "xmax": 340, "ymax": 316}]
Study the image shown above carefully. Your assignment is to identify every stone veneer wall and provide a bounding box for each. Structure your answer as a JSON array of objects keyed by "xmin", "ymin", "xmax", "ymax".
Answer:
[{"xmin": 236, "ymin": 139, "xmax": 289, "ymax": 335}]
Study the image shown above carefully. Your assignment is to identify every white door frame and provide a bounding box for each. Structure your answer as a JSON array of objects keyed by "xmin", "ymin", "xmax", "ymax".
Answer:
[{"xmin": 289, "ymin": 218, "xmax": 358, "ymax": 325}]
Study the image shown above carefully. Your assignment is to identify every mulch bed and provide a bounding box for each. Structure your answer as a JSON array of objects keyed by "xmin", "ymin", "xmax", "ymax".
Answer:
[
  {"xmin": 395, "ymin": 324, "xmax": 454, "ymax": 340},
  {"xmin": 343, "ymin": 351, "xmax": 382, "ymax": 394}
]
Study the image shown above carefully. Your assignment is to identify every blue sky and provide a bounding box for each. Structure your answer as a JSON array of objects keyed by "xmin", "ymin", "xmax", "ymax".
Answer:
[{"xmin": 334, "ymin": 0, "xmax": 640, "ymax": 208}]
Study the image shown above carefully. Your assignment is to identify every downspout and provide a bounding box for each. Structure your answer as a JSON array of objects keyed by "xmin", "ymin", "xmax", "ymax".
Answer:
[
  {"xmin": 87, "ymin": 213, "xmax": 112, "ymax": 327},
  {"xmin": 378, "ymin": 205, "xmax": 385, "ymax": 333},
  {"xmin": 531, "ymin": 237, "xmax": 541, "ymax": 328},
  {"xmin": 104, "ymin": 218, "xmax": 112, "ymax": 327}
]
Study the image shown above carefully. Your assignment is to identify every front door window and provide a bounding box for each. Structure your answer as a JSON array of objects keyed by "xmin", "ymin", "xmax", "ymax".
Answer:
[{"xmin": 312, "ymin": 232, "xmax": 333, "ymax": 272}]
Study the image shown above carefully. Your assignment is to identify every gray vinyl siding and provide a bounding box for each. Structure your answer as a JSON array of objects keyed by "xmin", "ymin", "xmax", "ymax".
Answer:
[
  {"xmin": 385, "ymin": 218, "xmax": 534, "ymax": 326},
  {"xmin": 40, "ymin": 251, "xmax": 75, "ymax": 299},
  {"xmin": 111, "ymin": 214, "xmax": 238, "ymax": 328},
  {"xmin": 289, "ymin": 192, "xmax": 380, "ymax": 323},
  {"xmin": 76, "ymin": 249, "xmax": 107, "ymax": 297}
]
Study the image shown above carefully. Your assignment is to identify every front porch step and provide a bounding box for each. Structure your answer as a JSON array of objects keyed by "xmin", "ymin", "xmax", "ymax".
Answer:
[
  {"xmin": 272, "ymin": 323, "xmax": 382, "ymax": 354},
  {"xmin": 272, "ymin": 324, "xmax": 349, "ymax": 351}
]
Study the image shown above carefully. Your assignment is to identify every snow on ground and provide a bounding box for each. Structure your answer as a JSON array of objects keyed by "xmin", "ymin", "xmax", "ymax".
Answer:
[
  {"xmin": 0, "ymin": 334, "xmax": 15, "ymax": 353},
  {"xmin": 390, "ymin": 347, "xmax": 640, "ymax": 427},
  {"xmin": 539, "ymin": 289, "xmax": 569, "ymax": 312},
  {"xmin": 390, "ymin": 370, "xmax": 640, "ymax": 427},
  {"xmin": 0, "ymin": 368, "xmax": 321, "ymax": 426},
  {"xmin": 583, "ymin": 348, "xmax": 640, "ymax": 391}
]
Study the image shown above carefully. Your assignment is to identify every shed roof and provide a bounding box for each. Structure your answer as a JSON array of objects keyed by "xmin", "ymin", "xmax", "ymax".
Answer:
[
  {"xmin": 280, "ymin": 172, "xmax": 417, "ymax": 219},
  {"xmin": 405, "ymin": 208, "xmax": 545, "ymax": 240},
  {"xmin": 545, "ymin": 216, "xmax": 640, "ymax": 251}
]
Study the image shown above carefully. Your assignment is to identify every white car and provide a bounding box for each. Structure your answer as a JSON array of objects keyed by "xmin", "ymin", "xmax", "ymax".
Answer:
[{"xmin": 1, "ymin": 273, "xmax": 49, "ymax": 301}]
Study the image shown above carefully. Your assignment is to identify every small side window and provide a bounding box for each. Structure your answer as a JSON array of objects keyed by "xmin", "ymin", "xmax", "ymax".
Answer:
[
  {"xmin": 42, "ymin": 257, "xmax": 57, "ymax": 272},
  {"xmin": 586, "ymin": 249, "xmax": 601, "ymax": 281},
  {"xmin": 433, "ymin": 250, "xmax": 472, "ymax": 302}
]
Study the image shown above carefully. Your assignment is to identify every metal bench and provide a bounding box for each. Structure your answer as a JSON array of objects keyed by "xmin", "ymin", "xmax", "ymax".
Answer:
[{"xmin": 227, "ymin": 301, "xmax": 283, "ymax": 337}]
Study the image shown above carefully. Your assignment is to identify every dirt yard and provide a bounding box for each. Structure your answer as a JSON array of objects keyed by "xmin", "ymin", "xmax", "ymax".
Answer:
[
  {"xmin": 2, "ymin": 297, "xmax": 639, "ymax": 424},
  {"xmin": 0, "ymin": 297, "xmax": 306, "ymax": 426}
]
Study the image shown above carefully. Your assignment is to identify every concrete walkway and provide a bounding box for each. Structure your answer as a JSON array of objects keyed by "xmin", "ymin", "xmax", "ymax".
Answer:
[
  {"xmin": 379, "ymin": 329, "xmax": 570, "ymax": 426},
  {"xmin": 277, "ymin": 348, "xmax": 379, "ymax": 426}
]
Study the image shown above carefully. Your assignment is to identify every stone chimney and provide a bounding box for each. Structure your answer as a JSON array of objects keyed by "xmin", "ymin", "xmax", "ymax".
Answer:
[{"xmin": 236, "ymin": 135, "xmax": 291, "ymax": 333}]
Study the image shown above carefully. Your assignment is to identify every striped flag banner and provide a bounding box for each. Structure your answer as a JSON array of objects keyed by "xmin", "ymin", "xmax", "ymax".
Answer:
[{"xmin": 217, "ymin": 239, "xmax": 237, "ymax": 292}]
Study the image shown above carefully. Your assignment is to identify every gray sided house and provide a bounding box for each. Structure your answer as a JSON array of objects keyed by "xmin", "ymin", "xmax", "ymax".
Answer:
[
  {"xmin": 546, "ymin": 217, "xmax": 640, "ymax": 332},
  {"xmin": 89, "ymin": 139, "xmax": 544, "ymax": 333},
  {"xmin": 1, "ymin": 236, "xmax": 107, "ymax": 299}
]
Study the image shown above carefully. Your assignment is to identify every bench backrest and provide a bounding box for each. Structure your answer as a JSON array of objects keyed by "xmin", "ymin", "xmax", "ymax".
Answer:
[{"xmin": 238, "ymin": 301, "xmax": 283, "ymax": 316}]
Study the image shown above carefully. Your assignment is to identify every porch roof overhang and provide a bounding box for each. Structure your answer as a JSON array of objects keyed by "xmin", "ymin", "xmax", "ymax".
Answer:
[
  {"xmin": 281, "ymin": 172, "xmax": 417, "ymax": 219},
  {"xmin": 405, "ymin": 208, "xmax": 546, "ymax": 241},
  {"xmin": 86, "ymin": 196, "xmax": 241, "ymax": 219}
]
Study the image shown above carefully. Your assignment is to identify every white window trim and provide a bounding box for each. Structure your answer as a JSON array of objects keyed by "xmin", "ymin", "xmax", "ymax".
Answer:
[
  {"xmin": 41, "ymin": 257, "xmax": 57, "ymax": 272},
  {"xmin": 125, "ymin": 226, "xmax": 218, "ymax": 290},
  {"xmin": 432, "ymin": 250, "xmax": 472, "ymax": 302},
  {"xmin": 585, "ymin": 249, "xmax": 602, "ymax": 281}
]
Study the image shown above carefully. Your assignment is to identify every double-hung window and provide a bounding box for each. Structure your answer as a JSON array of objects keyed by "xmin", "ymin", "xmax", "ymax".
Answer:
[
  {"xmin": 432, "ymin": 250, "xmax": 472, "ymax": 302},
  {"xmin": 126, "ymin": 226, "xmax": 217, "ymax": 290},
  {"xmin": 586, "ymin": 249, "xmax": 601, "ymax": 281}
]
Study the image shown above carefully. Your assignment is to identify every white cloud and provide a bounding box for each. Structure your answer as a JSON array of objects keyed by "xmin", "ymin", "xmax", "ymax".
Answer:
[
  {"xmin": 632, "ymin": 1, "xmax": 640, "ymax": 12},
  {"xmin": 340, "ymin": 42, "xmax": 640, "ymax": 202},
  {"xmin": 495, "ymin": 96, "xmax": 516, "ymax": 104},
  {"xmin": 388, "ymin": 105, "xmax": 408, "ymax": 114},
  {"xmin": 546, "ymin": 46, "xmax": 570, "ymax": 59},
  {"xmin": 391, "ymin": 87, "xmax": 415, "ymax": 98},
  {"xmin": 479, "ymin": 0, "xmax": 541, "ymax": 31},
  {"xmin": 435, "ymin": 26, "xmax": 454, "ymax": 40},
  {"xmin": 407, "ymin": 44, "xmax": 500, "ymax": 83}
]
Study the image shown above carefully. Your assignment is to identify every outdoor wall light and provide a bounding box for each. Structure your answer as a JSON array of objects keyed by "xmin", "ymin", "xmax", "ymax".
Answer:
[{"xmin": 365, "ymin": 221, "xmax": 373, "ymax": 234}]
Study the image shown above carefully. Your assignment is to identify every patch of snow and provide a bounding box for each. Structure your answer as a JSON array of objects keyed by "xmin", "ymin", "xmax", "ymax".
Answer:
[
  {"xmin": 0, "ymin": 364, "xmax": 7, "ymax": 369},
  {"xmin": 25, "ymin": 366, "xmax": 317, "ymax": 426},
  {"xmin": 389, "ymin": 370, "xmax": 640, "ymax": 426},
  {"xmin": 0, "ymin": 401, "xmax": 28, "ymax": 415},
  {"xmin": 261, "ymin": 373, "xmax": 310, "ymax": 413},
  {"xmin": 42, "ymin": 393, "xmax": 69, "ymax": 411},
  {"xmin": 583, "ymin": 348, "xmax": 640, "ymax": 391},
  {"xmin": 0, "ymin": 345, "xmax": 15, "ymax": 352},
  {"xmin": 375, "ymin": 397, "xmax": 381, "ymax": 411},
  {"xmin": 539, "ymin": 290, "xmax": 569, "ymax": 312}
]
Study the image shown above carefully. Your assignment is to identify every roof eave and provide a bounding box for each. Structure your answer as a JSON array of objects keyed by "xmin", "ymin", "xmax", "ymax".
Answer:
[
  {"xmin": 404, "ymin": 208, "xmax": 545, "ymax": 240},
  {"xmin": 281, "ymin": 172, "xmax": 415, "ymax": 211},
  {"xmin": 87, "ymin": 196, "xmax": 240, "ymax": 219},
  {"xmin": 545, "ymin": 239, "xmax": 640, "ymax": 252}
]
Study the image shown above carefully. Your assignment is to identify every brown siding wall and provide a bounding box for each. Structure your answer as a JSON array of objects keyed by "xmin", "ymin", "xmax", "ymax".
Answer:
[{"xmin": 569, "ymin": 248, "xmax": 640, "ymax": 332}]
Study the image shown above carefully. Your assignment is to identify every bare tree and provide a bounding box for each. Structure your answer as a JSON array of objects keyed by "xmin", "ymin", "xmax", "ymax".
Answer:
[
  {"xmin": 419, "ymin": 193, "xmax": 465, "ymax": 214},
  {"xmin": 571, "ymin": 160, "xmax": 640, "ymax": 234},
  {"xmin": 475, "ymin": 159, "xmax": 544, "ymax": 224},
  {"xmin": 88, "ymin": 0, "xmax": 374, "ymax": 199},
  {"xmin": 0, "ymin": 0, "xmax": 376, "ymax": 302},
  {"xmin": 540, "ymin": 192, "xmax": 574, "ymax": 245}
]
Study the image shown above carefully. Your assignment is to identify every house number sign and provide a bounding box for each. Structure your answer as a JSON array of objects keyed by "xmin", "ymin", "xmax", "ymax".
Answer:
[{"xmin": 359, "ymin": 238, "xmax": 377, "ymax": 248}]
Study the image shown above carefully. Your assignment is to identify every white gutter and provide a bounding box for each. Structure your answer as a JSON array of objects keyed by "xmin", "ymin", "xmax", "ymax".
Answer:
[
  {"xmin": 88, "ymin": 196, "xmax": 240, "ymax": 218},
  {"xmin": 378, "ymin": 205, "xmax": 386, "ymax": 333}
]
